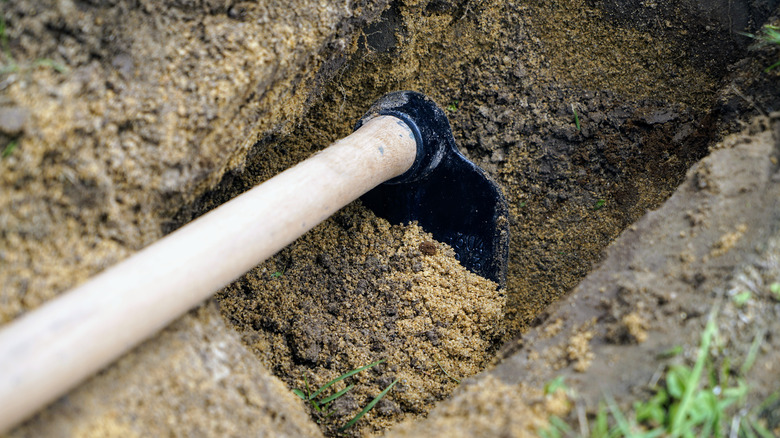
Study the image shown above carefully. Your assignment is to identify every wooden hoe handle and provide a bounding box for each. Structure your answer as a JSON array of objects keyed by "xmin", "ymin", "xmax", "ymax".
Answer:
[{"xmin": 0, "ymin": 115, "xmax": 417, "ymax": 432}]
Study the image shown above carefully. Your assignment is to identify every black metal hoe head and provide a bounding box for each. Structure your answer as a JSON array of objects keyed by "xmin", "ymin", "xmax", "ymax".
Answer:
[{"xmin": 357, "ymin": 91, "xmax": 509, "ymax": 287}]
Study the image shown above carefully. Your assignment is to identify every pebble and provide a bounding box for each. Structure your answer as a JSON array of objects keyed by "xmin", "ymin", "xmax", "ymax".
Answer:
[{"xmin": 0, "ymin": 106, "xmax": 28, "ymax": 135}]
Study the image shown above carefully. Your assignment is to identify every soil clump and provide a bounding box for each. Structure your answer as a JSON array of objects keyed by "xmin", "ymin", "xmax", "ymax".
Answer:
[{"xmin": 218, "ymin": 205, "xmax": 503, "ymax": 436}]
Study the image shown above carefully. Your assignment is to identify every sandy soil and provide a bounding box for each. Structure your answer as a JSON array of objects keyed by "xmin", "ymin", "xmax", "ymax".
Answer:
[
  {"xmin": 2, "ymin": 0, "xmax": 780, "ymax": 436},
  {"xmin": 391, "ymin": 113, "xmax": 780, "ymax": 436},
  {"xmin": 9, "ymin": 304, "xmax": 323, "ymax": 438},
  {"xmin": 0, "ymin": 0, "xmax": 388, "ymax": 322},
  {"xmin": 217, "ymin": 205, "xmax": 503, "ymax": 436}
]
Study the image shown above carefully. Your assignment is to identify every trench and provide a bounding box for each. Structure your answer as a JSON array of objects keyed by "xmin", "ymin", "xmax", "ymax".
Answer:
[
  {"xmin": 167, "ymin": 0, "xmax": 778, "ymax": 436},
  {"xmin": 1, "ymin": 0, "xmax": 779, "ymax": 435}
]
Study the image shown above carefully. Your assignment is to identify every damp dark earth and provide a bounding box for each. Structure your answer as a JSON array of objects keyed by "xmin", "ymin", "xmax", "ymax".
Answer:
[{"xmin": 2, "ymin": 0, "xmax": 780, "ymax": 437}]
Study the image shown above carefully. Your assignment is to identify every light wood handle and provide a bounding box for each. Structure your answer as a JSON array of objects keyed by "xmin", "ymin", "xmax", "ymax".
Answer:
[{"xmin": 0, "ymin": 115, "xmax": 417, "ymax": 432}]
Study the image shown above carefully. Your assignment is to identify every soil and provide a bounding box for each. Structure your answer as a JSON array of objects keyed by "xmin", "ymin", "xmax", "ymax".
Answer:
[
  {"xmin": 0, "ymin": 0, "xmax": 389, "ymax": 322},
  {"xmin": 217, "ymin": 205, "xmax": 503, "ymax": 436},
  {"xmin": 2, "ymin": 0, "xmax": 780, "ymax": 437},
  {"xmin": 397, "ymin": 113, "xmax": 780, "ymax": 436},
  {"xmin": 9, "ymin": 303, "xmax": 323, "ymax": 438}
]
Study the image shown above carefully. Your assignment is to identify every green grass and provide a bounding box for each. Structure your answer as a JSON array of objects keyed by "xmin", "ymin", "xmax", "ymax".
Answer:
[
  {"xmin": 270, "ymin": 260, "xmax": 290, "ymax": 278},
  {"xmin": 339, "ymin": 377, "xmax": 399, "ymax": 432},
  {"xmin": 655, "ymin": 345, "xmax": 683, "ymax": 360},
  {"xmin": 769, "ymin": 282, "xmax": 780, "ymax": 301},
  {"xmin": 544, "ymin": 376, "xmax": 568, "ymax": 395},
  {"xmin": 593, "ymin": 199, "xmax": 606, "ymax": 210},
  {"xmin": 741, "ymin": 24, "xmax": 780, "ymax": 72},
  {"xmin": 33, "ymin": 58, "xmax": 67, "ymax": 74},
  {"xmin": 539, "ymin": 308, "xmax": 775, "ymax": 437},
  {"xmin": 2, "ymin": 139, "xmax": 17, "ymax": 159},
  {"xmin": 732, "ymin": 290, "xmax": 752, "ymax": 307},
  {"xmin": 446, "ymin": 100, "xmax": 459, "ymax": 112},
  {"xmin": 293, "ymin": 359, "xmax": 384, "ymax": 406},
  {"xmin": 294, "ymin": 359, "xmax": 398, "ymax": 432}
]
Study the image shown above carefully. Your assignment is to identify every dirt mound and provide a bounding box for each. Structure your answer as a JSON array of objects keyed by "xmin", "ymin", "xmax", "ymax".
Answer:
[{"xmin": 218, "ymin": 204, "xmax": 503, "ymax": 435}]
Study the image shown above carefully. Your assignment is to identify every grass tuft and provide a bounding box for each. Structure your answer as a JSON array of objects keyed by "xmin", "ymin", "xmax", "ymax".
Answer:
[
  {"xmin": 741, "ymin": 24, "xmax": 780, "ymax": 72},
  {"xmin": 306, "ymin": 359, "xmax": 384, "ymax": 402},
  {"xmin": 668, "ymin": 309, "xmax": 720, "ymax": 436},
  {"xmin": 293, "ymin": 359, "xmax": 397, "ymax": 431},
  {"xmin": 294, "ymin": 359, "xmax": 384, "ymax": 405},
  {"xmin": 539, "ymin": 307, "xmax": 775, "ymax": 437}
]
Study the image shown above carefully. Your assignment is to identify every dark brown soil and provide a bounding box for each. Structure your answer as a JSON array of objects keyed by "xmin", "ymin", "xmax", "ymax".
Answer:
[
  {"xmin": 397, "ymin": 113, "xmax": 780, "ymax": 437},
  {"xmin": 299, "ymin": 0, "xmax": 732, "ymax": 339},
  {"xmin": 186, "ymin": 0, "xmax": 778, "ymax": 434}
]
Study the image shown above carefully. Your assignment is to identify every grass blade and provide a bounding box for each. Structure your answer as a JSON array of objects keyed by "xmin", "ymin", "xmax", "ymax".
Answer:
[
  {"xmin": 33, "ymin": 58, "xmax": 68, "ymax": 74},
  {"xmin": 2, "ymin": 140, "xmax": 17, "ymax": 159},
  {"xmin": 742, "ymin": 417, "xmax": 758, "ymax": 438},
  {"xmin": 319, "ymin": 384, "xmax": 354, "ymax": 405},
  {"xmin": 749, "ymin": 417, "xmax": 775, "ymax": 438},
  {"xmin": 309, "ymin": 359, "xmax": 385, "ymax": 400},
  {"xmin": 537, "ymin": 428, "xmax": 560, "ymax": 438},
  {"xmin": 741, "ymin": 329, "xmax": 765, "ymax": 375},
  {"xmin": 549, "ymin": 415, "xmax": 573, "ymax": 434},
  {"xmin": 605, "ymin": 394, "xmax": 632, "ymax": 436},
  {"xmin": 670, "ymin": 309, "xmax": 718, "ymax": 436},
  {"xmin": 434, "ymin": 357, "xmax": 460, "ymax": 384},
  {"xmin": 592, "ymin": 402, "xmax": 610, "ymax": 438},
  {"xmin": 339, "ymin": 378, "xmax": 398, "ymax": 431}
]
